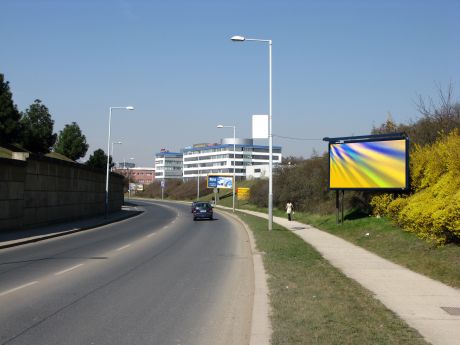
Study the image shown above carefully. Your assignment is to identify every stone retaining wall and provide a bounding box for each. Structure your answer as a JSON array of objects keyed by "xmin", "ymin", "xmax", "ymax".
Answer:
[{"xmin": 0, "ymin": 155, "xmax": 123, "ymax": 231}]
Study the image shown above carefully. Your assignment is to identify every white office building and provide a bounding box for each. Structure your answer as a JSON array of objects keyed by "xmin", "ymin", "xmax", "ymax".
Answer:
[
  {"xmin": 182, "ymin": 138, "xmax": 282, "ymax": 179},
  {"xmin": 155, "ymin": 151, "xmax": 183, "ymax": 179}
]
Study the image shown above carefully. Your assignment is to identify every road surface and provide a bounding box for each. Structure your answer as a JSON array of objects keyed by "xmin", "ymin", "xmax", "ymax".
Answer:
[{"xmin": 0, "ymin": 200, "xmax": 253, "ymax": 345}]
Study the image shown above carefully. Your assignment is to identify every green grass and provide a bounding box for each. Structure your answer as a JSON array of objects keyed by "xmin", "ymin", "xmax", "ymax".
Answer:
[
  {"xmin": 229, "ymin": 201, "xmax": 460, "ymax": 288},
  {"xmin": 0, "ymin": 147, "xmax": 74, "ymax": 162},
  {"xmin": 240, "ymin": 212, "xmax": 428, "ymax": 345},
  {"xmin": 45, "ymin": 152, "xmax": 74, "ymax": 162},
  {"xmin": 0, "ymin": 147, "xmax": 13, "ymax": 159}
]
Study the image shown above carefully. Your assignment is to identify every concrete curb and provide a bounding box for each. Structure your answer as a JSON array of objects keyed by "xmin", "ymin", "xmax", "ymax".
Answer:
[
  {"xmin": 0, "ymin": 210, "xmax": 143, "ymax": 250},
  {"xmin": 218, "ymin": 209, "xmax": 272, "ymax": 345}
]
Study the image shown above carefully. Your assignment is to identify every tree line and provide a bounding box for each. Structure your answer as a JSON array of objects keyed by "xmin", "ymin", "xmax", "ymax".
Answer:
[{"xmin": 0, "ymin": 73, "xmax": 110, "ymax": 169}]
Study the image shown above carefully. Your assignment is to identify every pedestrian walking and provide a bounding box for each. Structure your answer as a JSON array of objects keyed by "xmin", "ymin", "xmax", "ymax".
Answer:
[{"xmin": 286, "ymin": 201, "xmax": 294, "ymax": 221}]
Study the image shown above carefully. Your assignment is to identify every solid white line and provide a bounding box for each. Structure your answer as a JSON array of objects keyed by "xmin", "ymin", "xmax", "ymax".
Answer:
[
  {"xmin": 116, "ymin": 244, "xmax": 131, "ymax": 251},
  {"xmin": 0, "ymin": 281, "xmax": 39, "ymax": 297},
  {"xmin": 54, "ymin": 264, "xmax": 84, "ymax": 276}
]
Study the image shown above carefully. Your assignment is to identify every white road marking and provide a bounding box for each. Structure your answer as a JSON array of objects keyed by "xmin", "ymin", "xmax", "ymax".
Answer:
[
  {"xmin": 0, "ymin": 281, "xmax": 39, "ymax": 297},
  {"xmin": 116, "ymin": 244, "xmax": 131, "ymax": 251},
  {"xmin": 54, "ymin": 264, "xmax": 84, "ymax": 276}
]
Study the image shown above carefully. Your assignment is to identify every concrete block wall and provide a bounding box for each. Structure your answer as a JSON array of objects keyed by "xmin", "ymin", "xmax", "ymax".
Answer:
[
  {"xmin": 0, "ymin": 155, "xmax": 124, "ymax": 231},
  {"xmin": 0, "ymin": 158, "xmax": 26, "ymax": 230}
]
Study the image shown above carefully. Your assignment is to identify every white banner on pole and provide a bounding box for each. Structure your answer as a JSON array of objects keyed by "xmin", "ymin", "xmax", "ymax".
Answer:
[{"xmin": 252, "ymin": 115, "xmax": 269, "ymax": 139}]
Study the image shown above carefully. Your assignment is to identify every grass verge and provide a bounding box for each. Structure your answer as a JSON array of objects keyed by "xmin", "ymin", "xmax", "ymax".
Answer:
[
  {"xmin": 239, "ymin": 212, "xmax": 428, "ymax": 345},
  {"xmin": 287, "ymin": 211, "xmax": 460, "ymax": 288},
  {"xmin": 219, "ymin": 196, "xmax": 460, "ymax": 289}
]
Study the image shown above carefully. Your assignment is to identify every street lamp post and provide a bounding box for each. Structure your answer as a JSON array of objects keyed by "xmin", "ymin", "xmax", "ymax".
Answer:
[
  {"xmin": 231, "ymin": 35, "xmax": 273, "ymax": 230},
  {"xmin": 197, "ymin": 167, "xmax": 200, "ymax": 201},
  {"xmin": 105, "ymin": 106, "xmax": 134, "ymax": 217},
  {"xmin": 111, "ymin": 141, "xmax": 122, "ymax": 171},
  {"xmin": 128, "ymin": 157, "xmax": 134, "ymax": 199},
  {"xmin": 217, "ymin": 124, "xmax": 236, "ymax": 213}
]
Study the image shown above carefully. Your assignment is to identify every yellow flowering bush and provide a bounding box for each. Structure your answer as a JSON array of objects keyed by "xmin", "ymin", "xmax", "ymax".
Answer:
[
  {"xmin": 371, "ymin": 130, "xmax": 460, "ymax": 244},
  {"xmin": 369, "ymin": 193, "xmax": 395, "ymax": 217}
]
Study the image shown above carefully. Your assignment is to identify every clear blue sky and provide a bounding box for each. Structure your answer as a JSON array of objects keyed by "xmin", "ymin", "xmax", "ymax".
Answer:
[{"xmin": 2, "ymin": 0, "xmax": 459, "ymax": 166}]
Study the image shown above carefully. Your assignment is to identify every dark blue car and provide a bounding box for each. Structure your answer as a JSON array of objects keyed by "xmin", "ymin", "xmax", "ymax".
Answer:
[{"xmin": 193, "ymin": 202, "xmax": 213, "ymax": 220}]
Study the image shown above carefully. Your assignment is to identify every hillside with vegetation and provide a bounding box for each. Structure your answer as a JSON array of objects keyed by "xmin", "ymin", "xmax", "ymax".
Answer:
[
  {"xmin": 138, "ymin": 86, "xmax": 460, "ymax": 245},
  {"xmin": 249, "ymin": 86, "xmax": 460, "ymax": 245}
]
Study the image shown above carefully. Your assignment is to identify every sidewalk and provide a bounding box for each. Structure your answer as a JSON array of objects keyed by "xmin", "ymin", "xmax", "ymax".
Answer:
[
  {"xmin": 225, "ymin": 207, "xmax": 460, "ymax": 345},
  {"xmin": 0, "ymin": 205, "xmax": 142, "ymax": 249}
]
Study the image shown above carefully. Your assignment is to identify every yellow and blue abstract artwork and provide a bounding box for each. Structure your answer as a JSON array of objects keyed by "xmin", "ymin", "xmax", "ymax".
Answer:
[{"xmin": 330, "ymin": 139, "xmax": 407, "ymax": 189}]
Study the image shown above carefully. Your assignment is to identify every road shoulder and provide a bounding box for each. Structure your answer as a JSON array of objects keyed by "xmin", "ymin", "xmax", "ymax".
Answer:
[{"xmin": 218, "ymin": 210, "xmax": 272, "ymax": 345}]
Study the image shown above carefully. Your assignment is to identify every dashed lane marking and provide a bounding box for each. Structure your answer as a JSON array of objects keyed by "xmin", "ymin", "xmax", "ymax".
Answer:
[
  {"xmin": 116, "ymin": 244, "xmax": 131, "ymax": 251},
  {"xmin": 0, "ymin": 281, "xmax": 39, "ymax": 297},
  {"xmin": 54, "ymin": 264, "xmax": 84, "ymax": 276}
]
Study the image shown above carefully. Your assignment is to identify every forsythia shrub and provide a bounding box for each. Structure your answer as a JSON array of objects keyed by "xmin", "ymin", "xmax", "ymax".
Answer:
[
  {"xmin": 371, "ymin": 130, "xmax": 460, "ymax": 244},
  {"xmin": 370, "ymin": 193, "xmax": 395, "ymax": 217}
]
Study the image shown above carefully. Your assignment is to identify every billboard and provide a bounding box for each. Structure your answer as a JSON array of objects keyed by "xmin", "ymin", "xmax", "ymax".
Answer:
[
  {"xmin": 328, "ymin": 138, "xmax": 409, "ymax": 190},
  {"xmin": 207, "ymin": 174, "xmax": 233, "ymax": 189},
  {"xmin": 237, "ymin": 187, "xmax": 250, "ymax": 201}
]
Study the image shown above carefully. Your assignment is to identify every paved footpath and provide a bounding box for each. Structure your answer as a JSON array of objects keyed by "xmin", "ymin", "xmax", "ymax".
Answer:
[{"xmin": 229, "ymin": 207, "xmax": 460, "ymax": 345}]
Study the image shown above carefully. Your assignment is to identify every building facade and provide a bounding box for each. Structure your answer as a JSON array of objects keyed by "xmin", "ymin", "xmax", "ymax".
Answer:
[
  {"xmin": 182, "ymin": 138, "xmax": 282, "ymax": 179},
  {"xmin": 155, "ymin": 151, "xmax": 183, "ymax": 179},
  {"xmin": 113, "ymin": 167, "xmax": 155, "ymax": 185},
  {"xmin": 128, "ymin": 167, "xmax": 155, "ymax": 185}
]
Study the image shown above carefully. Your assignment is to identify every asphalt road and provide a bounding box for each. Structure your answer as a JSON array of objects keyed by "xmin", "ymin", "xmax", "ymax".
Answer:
[{"xmin": 0, "ymin": 200, "xmax": 254, "ymax": 345}]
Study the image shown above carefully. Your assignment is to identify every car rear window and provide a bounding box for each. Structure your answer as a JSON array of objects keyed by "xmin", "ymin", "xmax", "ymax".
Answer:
[{"xmin": 195, "ymin": 203, "xmax": 211, "ymax": 209}]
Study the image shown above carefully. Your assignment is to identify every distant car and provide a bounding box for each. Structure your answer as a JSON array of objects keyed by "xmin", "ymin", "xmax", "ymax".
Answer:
[{"xmin": 192, "ymin": 202, "xmax": 213, "ymax": 221}]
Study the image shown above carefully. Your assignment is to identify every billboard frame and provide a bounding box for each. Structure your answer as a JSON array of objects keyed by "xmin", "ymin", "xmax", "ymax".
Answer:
[
  {"xmin": 206, "ymin": 173, "xmax": 234, "ymax": 189},
  {"xmin": 323, "ymin": 133, "xmax": 410, "ymax": 192}
]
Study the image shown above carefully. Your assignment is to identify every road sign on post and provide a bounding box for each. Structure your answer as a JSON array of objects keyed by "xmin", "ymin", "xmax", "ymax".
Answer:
[{"xmin": 161, "ymin": 180, "xmax": 165, "ymax": 200}]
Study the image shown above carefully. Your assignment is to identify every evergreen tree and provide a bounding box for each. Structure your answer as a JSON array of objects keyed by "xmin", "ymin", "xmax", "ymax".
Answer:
[
  {"xmin": 86, "ymin": 148, "xmax": 112, "ymax": 170},
  {"xmin": 19, "ymin": 99, "xmax": 57, "ymax": 153},
  {"xmin": 54, "ymin": 122, "xmax": 89, "ymax": 161},
  {"xmin": 0, "ymin": 73, "xmax": 21, "ymax": 145}
]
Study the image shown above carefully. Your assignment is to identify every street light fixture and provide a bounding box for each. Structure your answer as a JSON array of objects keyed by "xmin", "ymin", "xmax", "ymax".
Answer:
[
  {"xmin": 217, "ymin": 124, "xmax": 236, "ymax": 213},
  {"xmin": 231, "ymin": 34, "xmax": 273, "ymax": 230},
  {"xmin": 105, "ymin": 106, "xmax": 134, "ymax": 217},
  {"xmin": 111, "ymin": 141, "xmax": 122, "ymax": 171}
]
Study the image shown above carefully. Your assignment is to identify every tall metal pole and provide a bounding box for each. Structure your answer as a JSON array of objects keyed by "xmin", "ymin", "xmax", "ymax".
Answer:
[
  {"xmin": 111, "ymin": 141, "xmax": 122, "ymax": 171},
  {"xmin": 128, "ymin": 166, "xmax": 131, "ymax": 200},
  {"xmin": 268, "ymin": 40, "xmax": 273, "ymax": 230},
  {"xmin": 105, "ymin": 107, "xmax": 113, "ymax": 218},
  {"xmin": 232, "ymin": 126, "xmax": 236, "ymax": 213},
  {"xmin": 105, "ymin": 106, "xmax": 133, "ymax": 217},
  {"xmin": 197, "ymin": 169, "xmax": 200, "ymax": 200},
  {"xmin": 230, "ymin": 36, "xmax": 272, "ymax": 229}
]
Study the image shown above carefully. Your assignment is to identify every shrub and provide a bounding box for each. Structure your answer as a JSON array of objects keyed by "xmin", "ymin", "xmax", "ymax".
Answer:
[
  {"xmin": 371, "ymin": 130, "xmax": 460, "ymax": 244},
  {"xmin": 370, "ymin": 194, "xmax": 395, "ymax": 217}
]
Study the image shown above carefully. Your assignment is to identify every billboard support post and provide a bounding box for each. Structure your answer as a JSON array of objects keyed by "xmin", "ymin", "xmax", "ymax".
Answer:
[
  {"xmin": 336, "ymin": 190, "xmax": 339, "ymax": 225},
  {"xmin": 341, "ymin": 190, "xmax": 345, "ymax": 225}
]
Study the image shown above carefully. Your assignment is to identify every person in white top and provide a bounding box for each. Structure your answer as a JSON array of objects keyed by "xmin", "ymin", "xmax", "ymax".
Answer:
[{"xmin": 286, "ymin": 201, "xmax": 294, "ymax": 221}]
